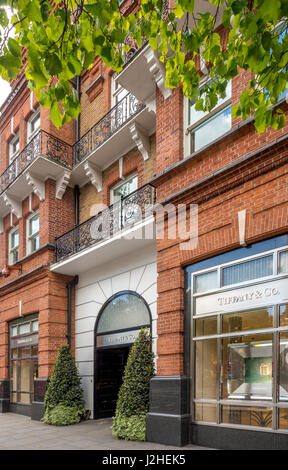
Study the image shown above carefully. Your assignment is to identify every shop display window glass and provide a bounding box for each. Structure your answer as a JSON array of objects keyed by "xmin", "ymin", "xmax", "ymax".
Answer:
[
  {"xmin": 280, "ymin": 305, "xmax": 288, "ymax": 327},
  {"xmin": 222, "ymin": 405, "xmax": 273, "ymax": 428},
  {"xmin": 195, "ymin": 316, "xmax": 217, "ymax": 337},
  {"xmin": 10, "ymin": 317, "xmax": 38, "ymax": 404},
  {"xmin": 222, "ymin": 255, "xmax": 273, "ymax": 286},
  {"xmin": 222, "ymin": 307, "xmax": 274, "ymax": 334},
  {"xmin": 195, "ymin": 270, "xmax": 218, "ymax": 293},
  {"xmin": 279, "ymin": 251, "xmax": 288, "ymax": 273},
  {"xmin": 279, "ymin": 332, "xmax": 288, "ymax": 402},
  {"xmin": 195, "ymin": 338, "xmax": 217, "ymax": 400}
]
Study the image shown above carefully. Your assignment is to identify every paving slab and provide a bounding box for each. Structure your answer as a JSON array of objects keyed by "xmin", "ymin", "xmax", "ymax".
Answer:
[{"xmin": 0, "ymin": 413, "xmax": 213, "ymax": 450}]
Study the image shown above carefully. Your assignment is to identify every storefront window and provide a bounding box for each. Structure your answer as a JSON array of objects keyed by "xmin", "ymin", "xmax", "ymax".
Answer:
[
  {"xmin": 10, "ymin": 316, "xmax": 38, "ymax": 405},
  {"xmin": 190, "ymin": 244, "xmax": 288, "ymax": 431}
]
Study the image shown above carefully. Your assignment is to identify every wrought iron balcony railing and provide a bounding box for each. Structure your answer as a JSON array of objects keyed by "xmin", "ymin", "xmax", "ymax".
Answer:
[
  {"xmin": 0, "ymin": 130, "xmax": 72, "ymax": 196},
  {"xmin": 72, "ymin": 92, "xmax": 145, "ymax": 166},
  {"xmin": 54, "ymin": 183, "xmax": 156, "ymax": 263}
]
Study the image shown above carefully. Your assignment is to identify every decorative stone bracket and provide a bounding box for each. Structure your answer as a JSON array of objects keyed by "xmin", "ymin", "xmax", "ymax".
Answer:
[
  {"xmin": 56, "ymin": 170, "xmax": 71, "ymax": 200},
  {"xmin": 129, "ymin": 123, "xmax": 150, "ymax": 161},
  {"xmin": 144, "ymin": 48, "xmax": 172, "ymax": 100},
  {"xmin": 3, "ymin": 194, "xmax": 22, "ymax": 219},
  {"xmin": 26, "ymin": 172, "xmax": 46, "ymax": 201},
  {"xmin": 83, "ymin": 161, "xmax": 102, "ymax": 192}
]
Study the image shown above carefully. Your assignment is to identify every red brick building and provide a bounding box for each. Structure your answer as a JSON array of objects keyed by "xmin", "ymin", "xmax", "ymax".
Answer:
[{"xmin": 0, "ymin": 0, "xmax": 288, "ymax": 450}]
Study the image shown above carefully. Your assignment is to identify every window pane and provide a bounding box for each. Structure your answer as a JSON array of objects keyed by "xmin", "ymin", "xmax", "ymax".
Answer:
[
  {"xmin": 113, "ymin": 175, "xmax": 138, "ymax": 202},
  {"xmin": 19, "ymin": 323, "xmax": 30, "ymax": 335},
  {"xmin": 191, "ymin": 106, "xmax": 231, "ymax": 153},
  {"xmin": 194, "ymin": 403, "xmax": 217, "ymax": 423},
  {"xmin": 195, "ymin": 316, "xmax": 217, "ymax": 337},
  {"xmin": 31, "ymin": 113, "xmax": 40, "ymax": 133},
  {"xmin": 279, "ymin": 332, "xmax": 288, "ymax": 401},
  {"xmin": 11, "ymin": 326, "xmax": 18, "ymax": 337},
  {"xmin": 280, "ymin": 305, "xmax": 288, "ymax": 327},
  {"xmin": 222, "ymin": 334, "xmax": 273, "ymax": 400},
  {"xmin": 29, "ymin": 214, "xmax": 39, "ymax": 235},
  {"xmin": 195, "ymin": 270, "xmax": 218, "ymax": 293},
  {"xmin": 97, "ymin": 293, "xmax": 150, "ymax": 334},
  {"xmin": 222, "ymin": 405, "xmax": 272, "ymax": 428},
  {"xmin": 11, "ymin": 230, "xmax": 19, "ymax": 248},
  {"xmin": 189, "ymin": 80, "xmax": 232, "ymax": 126},
  {"xmin": 222, "ymin": 255, "xmax": 273, "ymax": 286},
  {"xmin": 32, "ymin": 321, "xmax": 39, "ymax": 332},
  {"xmin": 195, "ymin": 339, "xmax": 217, "ymax": 399},
  {"xmin": 30, "ymin": 234, "xmax": 39, "ymax": 252},
  {"xmin": 222, "ymin": 308, "xmax": 274, "ymax": 334},
  {"xmin": 278, "ymin": 408, "xmax": 288, "ymax": 429},
  {"xmin": 279, "ymin": 251, "xmax": 288, "ymax": 273}
]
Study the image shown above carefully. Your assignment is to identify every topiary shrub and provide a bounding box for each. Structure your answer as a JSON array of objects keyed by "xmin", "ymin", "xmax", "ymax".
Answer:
[
  {"xmin": 112, "ymin": 328, "xmax": 155, "ymax": 441},
  {"xmin": 42, "ymin": 404, "xmax": 83, "ymax": 426},
  {"xmin": 43, "ymin": 345, "xmax": 85, "ymax": 426}
]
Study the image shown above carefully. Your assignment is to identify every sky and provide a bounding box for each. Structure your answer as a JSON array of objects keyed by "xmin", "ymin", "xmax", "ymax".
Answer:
[{"xmin": 0, "ymin": 78, "xmax": 11, "ymax": 107}]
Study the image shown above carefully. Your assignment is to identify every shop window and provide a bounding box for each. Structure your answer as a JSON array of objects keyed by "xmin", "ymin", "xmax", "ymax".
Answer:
[
  {"xmin": 195, "ymin": 269, "xmax": 218, "ymax": 293},
  {"xmin": 222, "ymin": 307, "xmax": 274, "ymax": 334},
  {"xmin": 9, "ymin": 227, "xmax": 19, "ymax": 265},
  {"xmin": 10, "ymin": 317, "xmax": 38, "ymax": 404},
  {"xmin": 279, "ymin": 331, "xmax": 288, "ymax": 402},
  {"xmin": 9, "ymin": 133, "xmax": 19, "ymax": 163},
  {"xmin": 27, "ymin": 212, "xmax": 39, "ymax": 255},
  {"xmin": 222, "ymin": 254, "xmax": 273, "ymax": 287},
  {"xmin": 184, "ymin": 79, "xmax": 232, "ymax": 156},
  {"xmin": 222, "ymin": 405, "xmax": 273, "ymax": 428},
  {"xmin": 195, "ymin": 338, "xmax": 217, "ymax": 400},
  {"xmin": 280, "ymin": 305, "xmax": 288, "ymax": 327},
  {"xmin": 279, "ymin": 251, "xmax": 288, "ymax": 273},
  {"xmin": 27, "ymin": 109, "xmax": 40, "ymax": 141}
]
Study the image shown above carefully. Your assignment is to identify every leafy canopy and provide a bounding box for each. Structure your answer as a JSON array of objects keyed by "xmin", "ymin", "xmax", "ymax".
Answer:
[{"xmin": 0, "ymin": 0, "xmax": 287, "ymax": 133}]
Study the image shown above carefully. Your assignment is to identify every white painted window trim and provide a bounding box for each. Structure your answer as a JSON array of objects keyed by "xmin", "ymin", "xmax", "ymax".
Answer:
[
  {"xmin": 111, "ymin": 74, "xmax": 129, "ymax": 108},
  {"xmin": 110, "ymin": 172, "xmax": 138, "ymax": 204},
  {"xmin": 183, "ymin": 78, "xmax": 232, "ymax": 157},
  {"xmin": 9, "ymin": 133, "xmax": 20, "ymax": 163},
  {"xmin": 9, "ymin": 225, "xmax": 19, "ymax": 265},
  {"xmin": 26, "ymin": 211, "xmax": 40, "ymax": 255},
  {"xmin": 27, "ymin": 108, "xmax": 40, "ymax": 142}
]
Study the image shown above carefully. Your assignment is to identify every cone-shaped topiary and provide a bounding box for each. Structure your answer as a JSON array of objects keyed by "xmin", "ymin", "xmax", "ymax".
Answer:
[
  {"xmin": 43, "ymin": 345, "xmax": 85, "ymax": 425},
  {"xmin": 112, "ymin": 328, "xmax": 155, "ymax": 441}
]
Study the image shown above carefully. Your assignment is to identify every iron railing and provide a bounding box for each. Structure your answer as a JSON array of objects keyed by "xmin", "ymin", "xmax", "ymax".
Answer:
[
  {"xmin": 54, "ymin": 183, "xmax": 156, "ymax": 262},
  {"xmin": 0, "ymin": 130, "xmax": 72, "ymax": 196},
  {"xmin": 72, "ymin": 92, "xmax": 145, "ymax": 166}
]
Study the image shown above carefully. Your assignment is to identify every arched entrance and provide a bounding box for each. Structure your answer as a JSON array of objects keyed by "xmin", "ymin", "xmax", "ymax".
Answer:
[{"xmin": 94, "ymin": 290, "xmax": 151, "ymax": 418}]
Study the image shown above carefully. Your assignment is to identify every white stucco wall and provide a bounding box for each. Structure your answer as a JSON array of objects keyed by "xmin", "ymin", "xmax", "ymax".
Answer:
[{"xmin": 74, "ymin": 244, "xmax": 157, "ymax": 415}]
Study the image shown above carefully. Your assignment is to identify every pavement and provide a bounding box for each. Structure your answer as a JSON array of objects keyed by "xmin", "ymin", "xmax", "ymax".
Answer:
[{"xmin": 0, "ymin": 413, "xmax": 211, "ymax": 450}]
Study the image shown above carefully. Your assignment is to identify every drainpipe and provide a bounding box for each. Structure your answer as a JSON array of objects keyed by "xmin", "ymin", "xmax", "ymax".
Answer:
[{"xmin": 66, "ymin": 275, "xmax": 79, "ymax": 348}]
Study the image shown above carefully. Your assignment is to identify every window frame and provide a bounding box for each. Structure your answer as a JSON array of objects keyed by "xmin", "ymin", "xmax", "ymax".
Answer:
[
  {"xmin": 26, "ymin": 211, "xmax": 40, "ymax": 255},
  {"xmin": 9, "ymin": 133, "xmax": 20, "ymax": 163},
  {"xmin": 27, "ymin": 109, "xmax": 40, "ymax": 142},
  {"xmin": 184, "ymin": 78, "xmax": 232, "ymax": 157},
  {"xmin": 8, "ymin": 226, "xmax": 19, "ymax": 265}
]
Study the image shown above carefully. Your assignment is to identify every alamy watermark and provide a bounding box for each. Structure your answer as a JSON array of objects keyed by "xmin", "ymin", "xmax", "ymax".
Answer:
[{"xmin": 89, "ymin": 202, "xmax": 198, "ymax": 251}]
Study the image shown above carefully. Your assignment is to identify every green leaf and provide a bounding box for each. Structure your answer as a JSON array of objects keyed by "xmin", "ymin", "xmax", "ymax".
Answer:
[{"xmin": 45, "ymin": 54, "xmax": 63, "ymax": 76}]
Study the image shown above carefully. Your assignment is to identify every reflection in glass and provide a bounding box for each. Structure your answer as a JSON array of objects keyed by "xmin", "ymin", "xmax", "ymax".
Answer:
[
  {"xmin": 222, "ymin": 405, "xmax": 272, "ymax": 428},
  {"xmin": 222, "ymin": 334, "xmax": 273, "ymax": 400},
  {"xmin": 97, "ymin": 293, "xmax": 150, "ymax": 334},
  {"xmin": 195, "ymin": 316, "xmax": 217, "ymax": 337},
  {"xmin": 222, "ymin": 308, "xmax": 273, "ymax": 334},
  {"xmin": 195, "ymin": 270, "xmax": 218, "ymax": 293},
  {"xmin": 278, "ymin": 408, "xmax": 288, "ymax": 429},
  {"xmin": 279, "ymin": 332, "xmax": 288, "ymax": 401},
  {"xmin": 280, "ymin": 305, "xmax": 288, "ymax": 327},
  {"xmin": 195, "ymin": 403, "xmax": 217, "ymax": 423},
  {"xmin": 279, "ymin": 251, "xmax": 288, "ymax": 273},
  {"xmin": 195, "ymin": 339, "xmax": 217, "ymax": 399},
  {"xmin": 19, "ymin": 323, "xmax": 30, "ymax": 335},
  {"xmin": 191, "ymin": 106, "xmax": 231, "ymax": 153},
  {"xmin": 222, "ymin": 255, "xmax": 273, "ymax": 286}
]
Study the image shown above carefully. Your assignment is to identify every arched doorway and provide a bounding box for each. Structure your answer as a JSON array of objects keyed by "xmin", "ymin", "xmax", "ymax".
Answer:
[{"xmin": 94, "ymin": 291, "xmax": 151, "ymax": 418}]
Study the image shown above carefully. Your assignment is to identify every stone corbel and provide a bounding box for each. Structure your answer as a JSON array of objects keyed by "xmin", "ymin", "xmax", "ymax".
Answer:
[
  {"xmin": 144, "ymin": 48, "xmax": 172, "ymax": 100},
  {"xmin": 130, "ymin": 123, "xmax": 150, "ymax": 161},
  {"xmin": 26, "ymin": 172, "xmax": 46, "ymax": 201},
  {"xmin": 3, "ymin": 194, "xmax": 22, "ymax": 219},
  {"xmin": 56, "ymin": 170, "xmax": 71, "ymax": 200},
  {"xmin": 238, "ymin": 209, "xmax": 247, "ymax": 246},
  {"xmin": 83, "ymin": 161, "xmax": 102, "ymax": 193}
]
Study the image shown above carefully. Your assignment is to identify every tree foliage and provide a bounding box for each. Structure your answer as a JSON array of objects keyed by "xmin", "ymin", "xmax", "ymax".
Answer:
[
  {"xmin": 0, "ymin": 0, "xmax": 287, "ymax": 133},
  {"xmin": 112, "ymin": 328, "xmax": 155, "ymax": 441}
]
